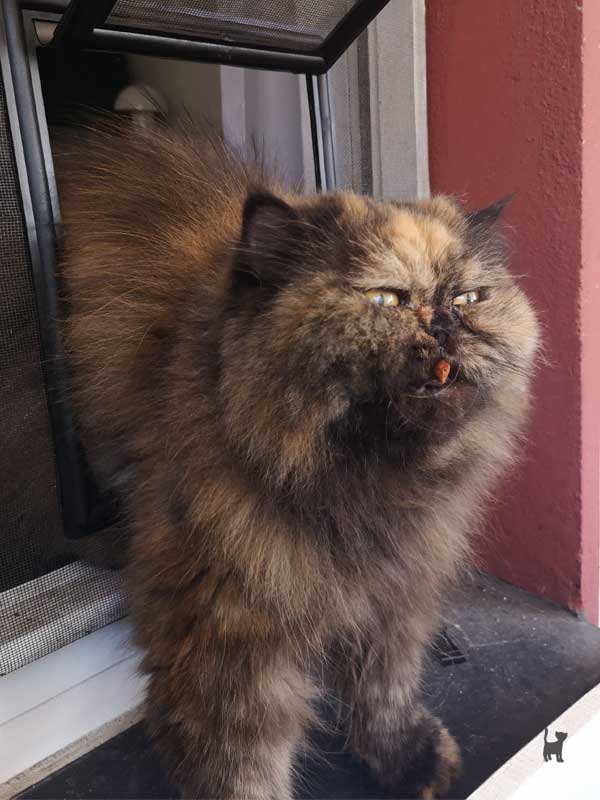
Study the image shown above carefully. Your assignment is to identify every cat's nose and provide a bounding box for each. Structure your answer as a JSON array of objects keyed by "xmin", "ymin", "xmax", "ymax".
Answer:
[
  {"xmin": 430, "ymin": 324, "xmax": 449, "ymax": 348},
  {"xmin": 429, "ymin": 311, "xmax": 453, "ymax": 349}
]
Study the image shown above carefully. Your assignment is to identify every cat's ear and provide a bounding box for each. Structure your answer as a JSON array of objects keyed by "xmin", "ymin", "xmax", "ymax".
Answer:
[
  {"xmin": 465, "ymin": 194, "xmax": 513, "ymax": 258},
  {"xmin": 466, "ymin": 194, "xmax": 513, "ymax": 229},
  {"xmin": 238, "ymin": 191, "xmax": 300, "ymax": 287}
]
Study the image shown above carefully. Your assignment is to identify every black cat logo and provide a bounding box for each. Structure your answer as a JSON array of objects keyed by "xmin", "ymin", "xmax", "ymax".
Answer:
[{"xmin": 543, "ymin": 727, "xmax": 568, "ymax": 762}]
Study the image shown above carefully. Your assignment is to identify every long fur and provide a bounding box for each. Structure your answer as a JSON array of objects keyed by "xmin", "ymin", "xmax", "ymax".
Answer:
[{"xmin": 55, "ymin": 119, "xmax": 539, "ymax": 799}]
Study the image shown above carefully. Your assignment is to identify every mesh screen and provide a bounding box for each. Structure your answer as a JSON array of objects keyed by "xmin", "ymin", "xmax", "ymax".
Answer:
[
  {"xmin": 108, "ymin": 0, "xmax": 354, "ymax": 52},
  {"xmin": 326, "ymin": 0, "xmax": 429, "ymax": 200},
  {"xmin": 326, "ymin": 29, "xmax": 372, "ymax": 194},
  {"xmin": 0, "ymin": 74, "xmax": 124, "ymax": 676}
]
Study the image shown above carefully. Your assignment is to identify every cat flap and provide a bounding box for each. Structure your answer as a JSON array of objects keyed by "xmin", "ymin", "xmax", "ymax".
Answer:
[{"xmin": 49, "ymin": 1, "xmax": 393, "ymax": 75}]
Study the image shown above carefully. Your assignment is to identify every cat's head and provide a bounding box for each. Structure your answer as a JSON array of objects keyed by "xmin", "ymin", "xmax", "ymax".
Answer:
[
  {"xmin": 555, "ymin": 732, "xmax": 568, "ymax": 741},
  {"xmin": 220, "ymin": 189, "xmax": 539, "ymax": 483}
]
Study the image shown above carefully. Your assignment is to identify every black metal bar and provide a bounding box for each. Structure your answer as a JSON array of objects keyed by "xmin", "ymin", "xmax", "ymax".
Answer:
[
  {"xmin": 51, "ymin": 0, "xmax": 117, "ymax": 47},
  {"xmin": 320, "ymin": 0, "xmax": 392, "ymax": 70},
  {"xmin": 305, "ymin": 74, "xmax": 322, "ymax": 192},
  {"xmin": 1, "ymin": 0, "xmax": 89, "ymax": 538},
  {"xmin": 20, "ymin": 0, "xmax": 69, "ymax": 10},
  {"xmin": 40, "ymin": 22, "xmax": 327, "ymax": 74},
  {"xmin": 101, "ymin": 18, "xmax": 325, "ymax": 60}
]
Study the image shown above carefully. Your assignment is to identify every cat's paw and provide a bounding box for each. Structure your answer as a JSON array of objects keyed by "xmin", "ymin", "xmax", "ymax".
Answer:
[
  {"xmin": 391, "ymin": 714, "xmax": 461, "ymax": 799},
  {"xmin": 354, "ymin": 710, "xmax": 461, "ymax": 798},
  {"xmin": 418, "ymin": 724, "xmax": 461, "ymax": 799}
]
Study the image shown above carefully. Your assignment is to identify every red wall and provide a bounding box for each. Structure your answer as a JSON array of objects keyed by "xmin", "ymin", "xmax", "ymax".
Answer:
[
  {"xmin": 581, "ymin": 3, "xmax": 600, "ymax": 622},
  {"xmin": 427, "ymin": 0, "xmax": 599, "ymax": 621}
]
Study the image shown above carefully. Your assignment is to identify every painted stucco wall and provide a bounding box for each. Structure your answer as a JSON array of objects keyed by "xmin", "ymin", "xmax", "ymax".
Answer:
[
  {"xmin": 581, "ymin": 2, "xmax": 600, "ymax": 623},
  {"xmin": 426, "ymin": 0, "xmax": 600, "ymax": 621}
]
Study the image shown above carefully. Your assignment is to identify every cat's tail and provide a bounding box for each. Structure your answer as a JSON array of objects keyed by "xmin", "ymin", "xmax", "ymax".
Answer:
[{"xmin": 544, "ymin": 728, "xmax": 548, "ymax": 741}]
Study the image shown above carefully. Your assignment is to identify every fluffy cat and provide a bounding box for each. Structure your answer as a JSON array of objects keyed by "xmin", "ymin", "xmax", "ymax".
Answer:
[{"xmin": 55, "ymin": 120, "xmax": 539, "ymax": 799}]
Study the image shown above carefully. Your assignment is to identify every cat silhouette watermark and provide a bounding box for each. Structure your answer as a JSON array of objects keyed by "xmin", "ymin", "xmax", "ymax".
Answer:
[{"xmin": 543, "ymin": 727, "xmax": 568, "ymax": 762}]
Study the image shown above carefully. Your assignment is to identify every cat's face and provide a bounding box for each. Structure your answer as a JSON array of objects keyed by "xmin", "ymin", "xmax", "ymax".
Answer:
[{"xmin": 221, "ymin": 191, "xmax": 538, "ymax": 479}]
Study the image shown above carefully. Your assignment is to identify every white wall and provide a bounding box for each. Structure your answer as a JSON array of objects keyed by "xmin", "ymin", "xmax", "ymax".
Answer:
[
  {"xmin": 220, "ymin": 66, "xmax": 307, "ymax": 188},
  {"xmin": 126, "ymin": 55, "xmax": 222, "ymax": 131}
]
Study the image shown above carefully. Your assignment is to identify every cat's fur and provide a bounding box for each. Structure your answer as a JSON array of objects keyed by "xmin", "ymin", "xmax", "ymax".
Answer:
[
  {"xmin": 55, "ymin": 120, "xmax": 539, "ymax": 799},
  {"xmin": 543, "ymin": 728, "xmax": 568, "ymax": 762}
]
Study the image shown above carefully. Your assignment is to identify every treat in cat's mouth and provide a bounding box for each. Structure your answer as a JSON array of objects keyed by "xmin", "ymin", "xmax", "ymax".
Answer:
[
  {"xmin": 434, "ymin": 358, "xmax": 451, "ymax": 384},
  {"xmin": 409, "ymin": 358, "xmax": 459, "ymax": 395}
]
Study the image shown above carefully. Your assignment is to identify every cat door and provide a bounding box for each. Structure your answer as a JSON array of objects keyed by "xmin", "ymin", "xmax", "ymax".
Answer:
[{"xmin": 0, "ymin": 0, "xmax": 427, "ymax": 673}]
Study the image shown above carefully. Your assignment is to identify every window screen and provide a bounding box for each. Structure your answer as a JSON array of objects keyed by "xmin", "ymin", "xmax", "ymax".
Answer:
[
  {"xmin": 108, "ymin": 0, "xmax": 354, "ymax": 52},
  {"xmin": 0, "ymin": 72, "xmax": 125, "ymax": 676}
]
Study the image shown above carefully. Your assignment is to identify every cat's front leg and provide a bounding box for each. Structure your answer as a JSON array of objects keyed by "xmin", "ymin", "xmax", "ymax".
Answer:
[
  {"xmin": 140, "ymin": 608, "xmax": 317, "ymax": 799},
  {"xmin": 333, "ymin": 634, "xmax": 461, "ymax": 799},
  {"xmin": 145, "ymin": 647, "xmax": 316, "ymax": 798}
]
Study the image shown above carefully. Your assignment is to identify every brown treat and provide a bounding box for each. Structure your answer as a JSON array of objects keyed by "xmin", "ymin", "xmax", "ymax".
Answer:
[{"xmin": 434, "ymin": 358, "xmax": 451, "ymax": 384}]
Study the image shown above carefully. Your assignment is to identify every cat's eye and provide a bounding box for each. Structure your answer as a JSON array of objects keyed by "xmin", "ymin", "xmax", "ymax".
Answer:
[
  {"xmin": 364, "ymin": 289, "xmax": 402, "ymax": 307},
  {"xmin": 452, "ymin": 289, "xmax": 480, "ymax": 307}
]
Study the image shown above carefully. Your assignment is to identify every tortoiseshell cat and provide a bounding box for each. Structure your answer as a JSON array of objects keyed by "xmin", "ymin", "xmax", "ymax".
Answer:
[{"xmin": 56, "ymin": 121, "xmax": 538, "ymax": 799}]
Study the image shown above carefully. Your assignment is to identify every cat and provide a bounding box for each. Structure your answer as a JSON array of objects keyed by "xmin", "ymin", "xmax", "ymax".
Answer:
[
  {"xmin": 543, "ymin": 728, "xmax": 568, "ymax": 762},
  {"xmin": 54, "ymin": 119, "xmax": 539, "ymax": 799}
]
